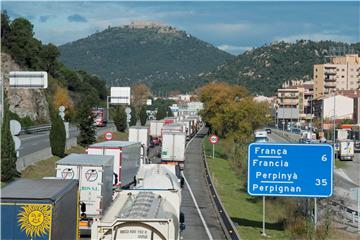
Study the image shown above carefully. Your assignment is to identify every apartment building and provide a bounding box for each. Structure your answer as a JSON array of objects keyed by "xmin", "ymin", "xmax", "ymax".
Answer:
[{"xmin": 313, "ymin": 54, "xmax": 360, "ymax": 99}]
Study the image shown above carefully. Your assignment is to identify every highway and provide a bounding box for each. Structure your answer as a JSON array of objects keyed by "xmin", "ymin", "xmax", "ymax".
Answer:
[
  {"xmin": 18, "ymin": 125, "xmax": 115, "ymax": 157},
  {"xmin": 181, "ymin": 127, "xmax": 226, "ymax": 240},
  {"xmin": 18, "ymin": 127, "xmax": 78, "ymax": 157}
]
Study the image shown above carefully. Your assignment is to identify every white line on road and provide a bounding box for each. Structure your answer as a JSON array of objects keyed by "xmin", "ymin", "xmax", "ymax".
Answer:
[{"xmin": 183, "ymin": 126, "xmax": 214, "ymax": 240}]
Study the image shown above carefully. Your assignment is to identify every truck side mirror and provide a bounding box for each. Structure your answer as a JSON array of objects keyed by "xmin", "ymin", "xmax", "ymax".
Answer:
[
  {"xmin": 113, "ymin": 173, "xmax": 118, "ymax": 185},
  {"xmin": 180, "ymin": 212, "xmax": 186, "ymax": 231},
  {"xmin": 180, "ymin": 177, "xmax": 185, "ymax": 188}
]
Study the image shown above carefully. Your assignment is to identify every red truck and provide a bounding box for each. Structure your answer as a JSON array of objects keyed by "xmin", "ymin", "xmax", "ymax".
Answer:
[{"xmin": 92, "ymin": 108, "xmax": 107, "ymax": 127}]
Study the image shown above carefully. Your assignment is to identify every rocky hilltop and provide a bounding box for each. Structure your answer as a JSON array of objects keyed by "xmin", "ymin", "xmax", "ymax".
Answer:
[
  {"xmin": 59, "ymin": 23, "xmax": 234, "ymax": 93},
  {"xmin": 1, "ymin": 53, "xmax": 50, "ymax": 122}
]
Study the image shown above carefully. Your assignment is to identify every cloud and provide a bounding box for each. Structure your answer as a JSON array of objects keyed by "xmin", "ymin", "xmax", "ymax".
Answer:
[
  {"xmin": 275, "ymin": 32, "xmax": 357, "ymax": 43},
  {"xmin": 67, "ymin": 14, "xmax": 87, "ymax": 23},
  {"xmin": 218, "ymin": 44, "xmax": 253, "ymax": 55},
  {"xmin": 39, "ymin": 15, "xmax": 51, "ymax": 23}
]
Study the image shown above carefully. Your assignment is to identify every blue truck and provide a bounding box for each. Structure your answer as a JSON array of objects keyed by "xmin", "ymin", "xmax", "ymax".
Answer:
[{"xmin": 1, "ymin": 179, "xmax": 79, "ymax": 240}]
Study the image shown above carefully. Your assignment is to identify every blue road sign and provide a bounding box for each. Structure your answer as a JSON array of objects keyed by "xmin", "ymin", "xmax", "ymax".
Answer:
[{"xmin": 247, "ymin": 143, "xmax": 333, "ymax": 197}]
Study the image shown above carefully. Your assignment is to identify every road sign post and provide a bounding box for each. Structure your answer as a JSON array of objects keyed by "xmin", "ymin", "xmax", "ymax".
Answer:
[
  {"xmin": 248, "ymin": 143, "xmax": 333, "ymax": 237},
  {"xmin": 209, "ymin": 134, "xmax": 219, "ymax": 158}
]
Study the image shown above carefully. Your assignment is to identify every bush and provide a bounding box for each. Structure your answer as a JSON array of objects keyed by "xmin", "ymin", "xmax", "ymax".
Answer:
[
  {"xmin": 113, "ymin": 105, "xmax": 127, "ymax": 132},
  {"xmin": 49, "ymin": 111, "xmax": 66, "ymax": 157},
  {"xmin": 139, "ymin": 106, "xmax": 147, "ymax": 126},
  {"xmin": 1, "ymin": 102, "xmax": 20, "ymax": 182},
  {"xmin": 77, "ymin": 103, "xmax": 96, "ymax": 147}
]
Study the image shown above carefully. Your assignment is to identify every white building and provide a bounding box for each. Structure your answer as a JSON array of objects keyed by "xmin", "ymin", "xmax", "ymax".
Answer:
[{"xmin": 314, "ymin": 95, "xmax": 354, "ymax": 120}]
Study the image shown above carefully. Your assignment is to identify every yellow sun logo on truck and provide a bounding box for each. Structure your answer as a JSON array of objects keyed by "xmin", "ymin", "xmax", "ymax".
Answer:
[{"xmin": 17, "ymin": 204, "xmax": 52, "ymax": 238}]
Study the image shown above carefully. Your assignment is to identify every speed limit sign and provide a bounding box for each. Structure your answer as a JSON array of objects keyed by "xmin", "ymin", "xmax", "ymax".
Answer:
[
  {"xmin": 209, "ymin": 134, "xmax": 219, "ymax": 145},
  {"xmin": 104, "ymin": 131, "xmax": 113, "ymax": 141}
]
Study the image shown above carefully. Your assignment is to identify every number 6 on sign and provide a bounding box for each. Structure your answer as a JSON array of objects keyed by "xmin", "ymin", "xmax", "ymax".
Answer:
[{"xmin": 321, "ymin": 155, "xmax": 327, "ymax": 161}]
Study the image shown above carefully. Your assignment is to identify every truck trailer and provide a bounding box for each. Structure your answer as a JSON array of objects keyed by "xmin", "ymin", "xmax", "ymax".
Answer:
[
  {"xmin": 149, "ymin": 120, "xmax": 164, "ymax": 144},
  {"xmin": 56, "ymin": 154, "xmax": 114, "ymax": 234},
  {"xmin": 87, "ymin": 141, "xmax": 141, "ymax": 187},
  {"xmin": 338, "ymin": 139, "xmax": 354, "ymax": 161},
  {"xmin": 128, "ymin": 126, "xmax": 150, "ymax": 158},
  {"xmin": 91, "ymin": 191, "xmax": 182, "ymax": 240},
  {"xmin": 1, "ymin": 179, "xmax": 79, "ymax": 240},
  {"xmin": 161, "ymin": 131, "xmax": 186, "ymax": 169}
]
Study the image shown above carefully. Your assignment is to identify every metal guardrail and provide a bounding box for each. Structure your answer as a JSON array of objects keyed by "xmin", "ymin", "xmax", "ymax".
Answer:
[
  {"xmin": 20, "ymin": 124, "xmax": 51, "ymax": 135},
  {"xmin": 202, "ymin": 149, "xmax": 241, "ymax": 240}
]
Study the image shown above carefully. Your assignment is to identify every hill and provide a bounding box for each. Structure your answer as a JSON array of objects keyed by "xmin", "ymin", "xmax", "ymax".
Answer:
[
  {"xmin": 204, "ymin": 40, "xmax": 360, "ymax": 96},
  {"xmin": 59, "ymin": 21, "xmax": 234, "ymax": 93}
]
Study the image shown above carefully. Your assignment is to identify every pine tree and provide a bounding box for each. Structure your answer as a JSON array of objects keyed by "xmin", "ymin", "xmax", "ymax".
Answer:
[
  {"xmin": 129, "ymin": 105, "xmax": 137, "ymax": 126},
  {"xmin": 113, "ymin": 105, "xmax": 127, "ymax": 132},
  {"xmin": 156, "ymin": 106, "xmax": 167, "ymax": 120},
  {"xmin": 49, "ymin": 110, "xmax": 66, "ymax": 157},
  {"xmin": 1, "ymin": 102, "xmax": 20, "ymax": 182},
  {"xmin": 77, "ymin": 103, "xmax": 96, "ymax": 147},
  {"xmin": 139, "ymin": 106, "xmax": 147, "ymax": 126}
]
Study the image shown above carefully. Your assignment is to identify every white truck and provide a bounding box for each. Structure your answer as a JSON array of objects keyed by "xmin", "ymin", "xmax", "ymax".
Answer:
[
  {"xmin": 92, "ymin": 165, "xmax": 183, "ymax": 240},
  {"xmin": 177, "ymin": 120, "xmax": 193, "ymax": 139},
  {"xmin": 149, "ymin": 120, "xmax": 164, "ymax": 143},
  {"xmin": 161, "ymin": 123, "xmax": 185, "ymax": 135},
  {"xmin": 161, "ymin": 132, "xmax": 186, "ymax": 169},
  {"xmin": 254, "ymin": 130, "xmax": 268, "ymax": 143},
  {"xmin": 338, "ymin": 139, "xmax": 354, "ymax": 161},
  {"xmin": 91, "ymin": 191, "xmax": 181, "ymax": 240},
  {"xmin": 55, "ymin": 154, "xmax": 114, "ymax": 234},
  {"xmin": 87, "ymin": 141, "xmax": 141, "ymax": 188},
  {"xmin": 129, "ymin": 126, "xmax": 150, "ymax": 158}
]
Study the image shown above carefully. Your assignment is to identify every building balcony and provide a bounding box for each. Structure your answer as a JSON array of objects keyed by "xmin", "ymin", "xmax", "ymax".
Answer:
[
  {"xmin": 324, "ymin": 84, "xmax": 336, "ymax": 88},
  {"xmin": 324, "ymin": 77, "xmax": 336, "ymax": 82},
  {"xmin": 325, "ymin": 66, "xmax": 337, "ymax": 69},
  {"xmin": 325, "ymin": 71, "xmax": 337, "ymax": 75}
]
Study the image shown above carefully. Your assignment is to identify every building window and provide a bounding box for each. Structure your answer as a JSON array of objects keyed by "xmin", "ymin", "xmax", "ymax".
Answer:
[
  {"xmin": 342, "ymin": 76, "xmax": 345, "ymax": 78},
  {"xmin": 350, "ymin": 81, "xmax": 354, "ymax": 85},
  {"xmin": 342, "ymin": 69, "xmax": 345, "ymax": 71},
  {"xmin": 315, "ymin": 69, "xmax": 318, "ymax": 72},
  {"xmin": 315, "ymin": 75, "xmax": 318, "ymax": 78}
]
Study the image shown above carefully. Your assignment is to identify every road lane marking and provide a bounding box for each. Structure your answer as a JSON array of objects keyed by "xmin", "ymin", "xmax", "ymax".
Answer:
[{"xmin": 183, "ymin": 126, "xmax": 214, "ymax": 240}]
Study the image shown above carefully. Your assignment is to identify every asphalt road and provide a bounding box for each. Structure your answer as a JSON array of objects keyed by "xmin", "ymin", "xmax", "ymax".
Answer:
[
  {"xmin": 18, "ymin": 127, "xmax": 79, "ymax": 157},
  {"xmin": 181, "ymin": 127, "xmax": 226, "ymax": 240},
  {"xmin": 18, "ymin": 125, "xmax": 114, "ymax": 157}
]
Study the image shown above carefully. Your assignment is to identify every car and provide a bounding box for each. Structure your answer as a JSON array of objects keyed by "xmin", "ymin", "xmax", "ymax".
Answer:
[{"xmin": 265, "ymin": 128, "xmax": 272, "ymax": 134}]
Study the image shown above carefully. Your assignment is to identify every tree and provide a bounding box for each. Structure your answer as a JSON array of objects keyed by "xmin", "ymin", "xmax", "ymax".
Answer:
[
  {"xmin": 49, "ymin": 111, "xmax": 66, "ymax": 157},
  {"xmin": 156, "ymin": 106, "xmax": 167, "ymax": 120},
  {"xmin": 77, "ymin": 103, "xmax": 96, "ymax": 147},
  {"xmin": 113, "ymin": 106, "xmax": 127, "ymax": 132},
  {"xmin": 7, "ymin": 18, "xmax": 42, "ymax": 69},
  {"xmin": 1, "ymin": 102, "xmax": 20, "ymax": 182},
  {"xmin": 131, "ymin": 83, "xmax": 151, "ymax": 112},
  {"xmin": 139, "ymin": 106, "xmax": 147, "ymax": 126},
  {"xmin": 1, "ymin": 11, "xmax": 10, "ymax": 49},
  {"xmin": 39, "ymin": 43, "xmax": 60, "ymax": 75},
  {"xmin": 129, "ymin": 105, "xmax": 137, "ymax": 126}
]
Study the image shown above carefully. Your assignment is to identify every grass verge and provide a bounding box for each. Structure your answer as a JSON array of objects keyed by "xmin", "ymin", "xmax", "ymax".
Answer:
[
  {"xmin": 97, "ymin": 131, "xmax": 128, "ymax": 142},
  {"xmin": 204, "ymin": 137, "xmax": 291, "ymax": 239},
  {"xmin": 21, "ymin": 145, "xmax": 85, "ymax": 179}
]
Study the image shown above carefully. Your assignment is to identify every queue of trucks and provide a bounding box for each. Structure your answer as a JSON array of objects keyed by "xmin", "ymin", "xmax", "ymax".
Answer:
[{"xmin": 1, "ymin": 113, "xmax": 202, "ymax": 240}]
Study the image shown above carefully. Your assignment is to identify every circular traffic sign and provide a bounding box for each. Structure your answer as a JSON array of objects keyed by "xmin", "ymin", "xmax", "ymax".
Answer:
[
  {"xmin": 104, "ymin": 131, "xmax": 113, "ymax": 141},
  {"xmin": 125, "ymin": 107, "xmax": 132, "ymax": 114},
  {"xmin": 209, "ymin": 134, "xmax": 219, "ymax": 145},
  {"xmin": 59, "ymin": 105, "xmax": 65, "ymax": 112},
  {"xmin": 10, "ymin": 120, "xmax": 21, "ymax": 136},
  {"xmin": 61, "ymin": 168, "xmax": 74, "ymax": 179}
]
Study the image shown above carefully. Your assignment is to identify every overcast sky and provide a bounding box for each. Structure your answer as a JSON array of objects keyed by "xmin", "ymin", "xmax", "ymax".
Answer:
[{"xmin": 2, "ymin": 1, "xmax": 359, "ymax": 55}]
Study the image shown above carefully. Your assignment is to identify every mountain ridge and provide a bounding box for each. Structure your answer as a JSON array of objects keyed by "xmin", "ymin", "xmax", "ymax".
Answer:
[{"xmin": 59, "ymin": 23, "xmax": 235, "ymax": 93}]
